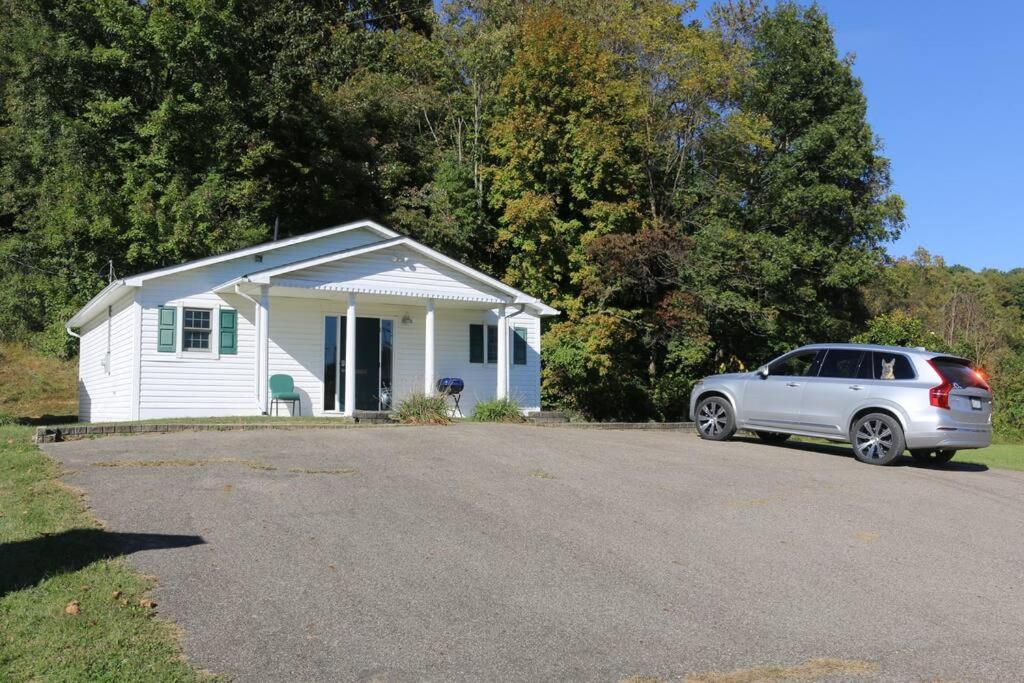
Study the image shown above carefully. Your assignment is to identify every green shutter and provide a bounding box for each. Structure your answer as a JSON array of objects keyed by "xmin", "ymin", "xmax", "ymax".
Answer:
[
  {"xmin": 513, "ymin": 326, "xmax": 527, "ymax": 365},
  {"xmin": 469, "ymin": 324, "xmax": 483, "ymax": 363},
  {"xmin": 157, "ymin": 306, "xmax": 176, "ymax": 352},
  {"xmin": 219, "ymin": 309, "xmax": 237, "ymax": 355}
]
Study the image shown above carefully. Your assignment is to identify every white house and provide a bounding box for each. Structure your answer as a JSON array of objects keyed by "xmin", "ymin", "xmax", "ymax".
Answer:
[{"xmin": 66, "ymin": 220, "xmax": 558, "ymax": 422}]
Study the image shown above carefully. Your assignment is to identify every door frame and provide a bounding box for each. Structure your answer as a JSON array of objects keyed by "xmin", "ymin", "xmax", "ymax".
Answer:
[{"xmin": 322, "ymin": 313, "xmax": 397, "ymax": 413}]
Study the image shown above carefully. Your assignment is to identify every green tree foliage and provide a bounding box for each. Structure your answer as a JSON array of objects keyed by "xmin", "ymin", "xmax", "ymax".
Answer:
[
  {"xmin": 860, "ymin": 248, "xmax": 1024, "ymax": 438},
  {"xmin": 851, "ymin": 311, "xmax": 948, "ymax": 351},
  {"xmin": 486, "ymin": 7, "xmax": 645, "ymax": 315},
  {"xmin": 13, "ymin": 1, "xmax": 1020, "ymax": 429}
]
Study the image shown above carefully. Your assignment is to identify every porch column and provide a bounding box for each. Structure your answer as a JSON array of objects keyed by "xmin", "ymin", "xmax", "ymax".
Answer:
[
  {"xmin": 496, "ymin": 304, "xmax": 508, "ymax": 399},
  {"xmin": 257, "ymin": 285, "xmax": 270, "ymax": 414},
  {"xmin": 424, "ymin": 299, "xmax": 435, "ymax": 394},
  {"xmin": 344, "ymin": 293, "xmax": 357, "ymax": 416}
]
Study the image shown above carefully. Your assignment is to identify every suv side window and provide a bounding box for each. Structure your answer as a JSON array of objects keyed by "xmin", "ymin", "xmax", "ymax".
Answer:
[
  {"xmin": 769, "ymin": 350, "xmax": 823, "ymax": 377},
  {"xmin": 859, "ymin": 351, "xmax": 915, "ymax": 380},
  {"xmin": 818, "ymin": 349, "xmax": 866, "ymax": 379}
]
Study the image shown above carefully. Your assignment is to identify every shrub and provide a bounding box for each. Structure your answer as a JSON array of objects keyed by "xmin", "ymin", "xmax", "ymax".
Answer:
[
  {"xmin": 393, "ymin": 393, "xmax": 451, "ymax": 425},
  {"xmin": 473, "ymin": 398, "xmax": 525, "ymax": 423},
  {"xmin": 0, "ymin": 413, "xmax": 18, "ymax": 426}
]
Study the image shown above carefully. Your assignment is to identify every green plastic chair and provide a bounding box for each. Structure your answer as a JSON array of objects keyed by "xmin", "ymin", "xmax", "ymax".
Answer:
[{"xmin": 269, "ymin": 374, "xmax": 301, "ymax": 416}]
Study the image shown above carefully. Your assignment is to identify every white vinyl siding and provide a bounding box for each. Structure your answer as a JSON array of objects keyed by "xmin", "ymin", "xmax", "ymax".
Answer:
[
  {"xmin": 78, "ymin": 292, "xmax": 136, "ymax": 422},
  {"xmin": 134, "ymin": 227, "xmax": 382, "ymax": 419},
  {"xmin": 273, "ymin": 245, "xmax": 506, "ymax": 303}
]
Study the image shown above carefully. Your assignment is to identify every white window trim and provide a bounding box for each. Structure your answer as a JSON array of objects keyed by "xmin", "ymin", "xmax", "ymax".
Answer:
[{"xmin": 175, "ymin": 303, "xmax": 221, "ymax": 360}]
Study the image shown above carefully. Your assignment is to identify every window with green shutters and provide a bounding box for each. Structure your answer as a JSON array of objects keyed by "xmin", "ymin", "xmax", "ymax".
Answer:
[
  {"xmin": 219, "ymin": 309, "xmax": 237, "ymax": 354},
  {"xmin": 513, "ymin": 326, "xmax": 527, "ymax": 365},
  {"xmin": 157, "ymin": 307, "xmax": 176, "ymax": 352}
]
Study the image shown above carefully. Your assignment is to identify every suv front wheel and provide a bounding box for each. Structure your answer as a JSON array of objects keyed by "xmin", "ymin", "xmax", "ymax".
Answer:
[
  {"xmin": 695, "ymin": 396, "xmax": 736, "ymax": 441},
  {"xmin": 851, "ymin": 412, "xmax": 905, "ymax": 465}
]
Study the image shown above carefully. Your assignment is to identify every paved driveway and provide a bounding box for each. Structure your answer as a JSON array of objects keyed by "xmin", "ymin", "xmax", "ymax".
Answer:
[{"xmin": 45, "ymin": 425, "xmax": 1024, "ymax": 682}]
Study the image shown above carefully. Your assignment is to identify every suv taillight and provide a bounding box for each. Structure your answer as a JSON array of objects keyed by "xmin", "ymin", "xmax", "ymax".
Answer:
[
  {"xmin": 927, "ymin": 359, "xmax": 952, "ymax": 409},
  {"xmin": 929, "ymin": 381, "xmax": 952, "ymax": 409}
]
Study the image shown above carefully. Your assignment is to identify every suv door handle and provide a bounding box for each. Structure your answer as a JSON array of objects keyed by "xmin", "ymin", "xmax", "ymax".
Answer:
[
  {"xmin": 786, "ymin": 382, "xmax": 801, "ymax": 387},
  {"xmin": 848, "ymin": 384, "xmax": 864, "ymax": 391}
]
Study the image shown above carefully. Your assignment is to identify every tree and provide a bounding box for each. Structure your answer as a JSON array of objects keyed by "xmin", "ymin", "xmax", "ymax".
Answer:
[
  {"xmin": 486, "ymin": 7, "xmax": 646, "ymax": 316},
  {"xmin": 688, "ymin": 2, "xmax": 905, "ymax": 366}
]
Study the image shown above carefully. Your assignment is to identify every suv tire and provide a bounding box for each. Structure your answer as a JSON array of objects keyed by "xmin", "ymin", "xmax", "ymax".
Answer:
[
  {"xmin": 910, "ymin": 449, "xmax": 957, "ymax": 466},
  {"xmin": 755, "ymin": 431, "xmax": 791, "ymax": 444},
  {"xmin": 851, "ymin": 412, "xmax": 905, "ymax": 465},
  {"xmin": 696, "ymin": 396, "xmax": 736, "ymax": 441}
]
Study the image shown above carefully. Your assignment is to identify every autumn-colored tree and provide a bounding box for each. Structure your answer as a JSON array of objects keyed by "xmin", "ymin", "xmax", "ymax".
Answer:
[{"xmin": 486, "ymin": 7, "xmax": 645, "ymax": 317}]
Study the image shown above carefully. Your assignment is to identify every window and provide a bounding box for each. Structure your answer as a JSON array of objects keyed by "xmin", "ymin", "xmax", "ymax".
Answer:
[
  {"xmin": 513, "ymin": 326, "xmax": 527, "ymax": 365},
  {"xmin": 469, "ymin": 324, "xmax": 499, "ymax": 364},
  {"xmin": 930, "ymin": 357, "xmax": 987, "ymax": 389},
  {"xmin": 182, "ymin": 308, "xmax": 211, "ymax": 351},
  {"xmin": 818, "ymin": 349, "xmax": 866, "ymax": 379},
  {"xmin": 860, "ymin": 352, "xmax": 915, "ymax": 380},
  {"xmin": 769, "ymin": 350, "xmax": 822, "ymax": 377}
]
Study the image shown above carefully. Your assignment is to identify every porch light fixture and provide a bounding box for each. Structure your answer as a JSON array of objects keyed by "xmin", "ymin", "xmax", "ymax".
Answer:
[{"xmin": 401, "ymin": 313, "xmax": 413, "ymax": 325}]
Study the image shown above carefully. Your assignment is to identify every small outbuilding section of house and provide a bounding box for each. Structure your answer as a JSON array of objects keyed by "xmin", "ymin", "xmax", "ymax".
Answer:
[{"xmin": 66, "ymin": 220, "xmax": 558, "ymax": 422}]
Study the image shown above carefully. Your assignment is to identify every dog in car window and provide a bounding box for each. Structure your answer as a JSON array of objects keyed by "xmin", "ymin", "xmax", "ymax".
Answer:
[{"xmin": 880, "ymin": 358, "xmax": 895, "ymax": 380}]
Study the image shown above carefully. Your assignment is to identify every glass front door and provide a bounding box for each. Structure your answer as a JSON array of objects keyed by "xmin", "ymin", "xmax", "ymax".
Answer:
[{"xmin": 323, "ymin": 316, "xmax": 393, "ymax": 412}]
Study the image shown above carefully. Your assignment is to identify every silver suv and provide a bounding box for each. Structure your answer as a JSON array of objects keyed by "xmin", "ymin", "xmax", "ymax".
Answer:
[{"xmin": 689, "ymin": 343, "xmax": 992, "ymax": 465}]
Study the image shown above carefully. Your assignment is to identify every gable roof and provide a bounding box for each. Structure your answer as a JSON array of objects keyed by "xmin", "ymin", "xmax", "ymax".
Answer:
[
  {"xmin": 216, "ymin": 236, "xmax": 559, "ymax": 315},
  {"xmin": 67, "ymin": 219, "xmax": 557, "ymax": 328},
  {"xmin": 66, "ymin": 220, "xmax": 397, "ymax": 327}
]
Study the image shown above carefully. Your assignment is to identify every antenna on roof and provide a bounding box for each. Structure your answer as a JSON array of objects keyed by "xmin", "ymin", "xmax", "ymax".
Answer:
[{"xmin": 273, "ymin": 215, "xmax": 280, "ymax": 241}]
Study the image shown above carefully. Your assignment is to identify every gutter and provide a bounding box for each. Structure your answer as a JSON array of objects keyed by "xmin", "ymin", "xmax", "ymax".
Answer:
[{"xmin": 65, "ymin": 326, "xmax": 81, "ymax": 339}]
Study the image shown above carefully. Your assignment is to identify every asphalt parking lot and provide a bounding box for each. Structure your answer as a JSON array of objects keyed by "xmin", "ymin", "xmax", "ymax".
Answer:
[{"xmin": 46, "ymin": 424, "xmax": 1024, "ymax": 682}]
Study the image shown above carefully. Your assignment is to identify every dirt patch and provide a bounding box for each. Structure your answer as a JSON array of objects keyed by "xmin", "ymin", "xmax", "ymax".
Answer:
[
  {"xmin": 685, "ymin": 658, "xmax": 877, "ymax": 682},
  {"xmin": 93, "ymin": 458, "xmax": 277, "ymax": 471},
  {"xmin": 287, "ymin": 467, "xmax": 358, "ymax": 476}
]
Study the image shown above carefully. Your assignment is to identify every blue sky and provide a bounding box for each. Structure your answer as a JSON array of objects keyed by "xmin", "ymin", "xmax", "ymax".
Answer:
[{"xmin": 712, "ymin": 1, "xmax": 1024, "ymax": 271}]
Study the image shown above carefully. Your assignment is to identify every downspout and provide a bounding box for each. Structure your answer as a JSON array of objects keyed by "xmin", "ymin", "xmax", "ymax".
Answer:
[
  {"xmin": 235, "ymin": 281, "xmax": 263, "ymax": 411},
  {"xmin": 65, "ymin": 326, "xmax": 81, "ymax": 339}
]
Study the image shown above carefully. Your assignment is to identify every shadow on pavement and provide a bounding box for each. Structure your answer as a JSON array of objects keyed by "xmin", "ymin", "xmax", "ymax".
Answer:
[
  {"xmin": 733, "ymin": 435, "xmax": 990, "ymax": 472},
  {"xmin": 0, "ymin": 529, "xmax": 204, "ymax": 597}
]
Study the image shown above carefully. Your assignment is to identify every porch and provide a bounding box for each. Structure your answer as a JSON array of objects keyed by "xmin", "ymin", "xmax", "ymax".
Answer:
[{"xmin": 209, "ymin": 290, "xmax": 540, "ymax": 418}]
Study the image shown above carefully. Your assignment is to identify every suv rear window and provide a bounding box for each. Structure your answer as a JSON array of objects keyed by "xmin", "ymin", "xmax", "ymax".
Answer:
[
  {"xmin": 930, "ymin": 357, "xmax": 988, "ymax": 389},
  {"xmin": 859, "ymin": 352, "xmax": 915, "ymax": 380}
]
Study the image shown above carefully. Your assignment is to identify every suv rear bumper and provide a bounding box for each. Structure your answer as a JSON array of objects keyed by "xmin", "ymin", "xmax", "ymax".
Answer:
[{"xmin": 905, "ymin": 425, "xmax": 992, "ymax": 450}]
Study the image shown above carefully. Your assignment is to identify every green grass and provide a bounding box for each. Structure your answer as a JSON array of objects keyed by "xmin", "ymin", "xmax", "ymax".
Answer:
[
  {"xmin": 0, "ymin": 342, "xmax": 78, "ymax": 423},
  {"xmin": 957, "ymin": 443, "xmax": 1024, "ymax": 472},
  {"xmin": 393, "ymin": 393, "xmax": 451, "ymax": 425},
  {"xmin": 786, "ymin": 434, "xmax": 1024, "ymax": 472},
  {"xmin": 0, "ymin": 425, "xmax": 211, "ymax": 681},
  {"xmin": 472, "ymin": 398, "xmax": 526, "ymax": 423}
]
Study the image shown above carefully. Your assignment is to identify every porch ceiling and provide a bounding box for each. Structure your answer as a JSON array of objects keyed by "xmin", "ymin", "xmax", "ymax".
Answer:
[{"xmin": 223, "ymin": 282, "xmax": 507, "ymax": 310}]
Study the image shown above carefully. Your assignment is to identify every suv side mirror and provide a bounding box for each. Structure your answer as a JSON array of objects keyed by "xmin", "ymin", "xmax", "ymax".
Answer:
[{"xmin": 757, "ymin": 365, "xmax": 769, "ymax": 379}]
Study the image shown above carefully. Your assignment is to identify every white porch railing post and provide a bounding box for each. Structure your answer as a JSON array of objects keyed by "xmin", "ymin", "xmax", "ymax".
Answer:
[
  {"xmin": 424, "ymin": 299, "xmax": 435, "ymax": 395},
  {"xmin": 496, "ymin": 304, "xmax": 508, "ymax": 399},
  {"xmin": 258, "ymin": 285, "xmax": 270, "ymax": 414},
  {"xmin": 344, "ymin": 293, "xmax": 357, "ymax": 417}
]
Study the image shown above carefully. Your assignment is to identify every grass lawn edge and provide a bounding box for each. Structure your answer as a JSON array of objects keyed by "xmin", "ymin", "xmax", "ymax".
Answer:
[{"xmin": 0, "ymin": 424, "xmax": 215, "ymax": 681}]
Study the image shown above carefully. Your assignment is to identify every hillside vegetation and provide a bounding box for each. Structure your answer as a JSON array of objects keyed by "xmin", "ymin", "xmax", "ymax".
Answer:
[{"xmin": 0, "ymin": 343, "xmax": 77, "ymax": 422}]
